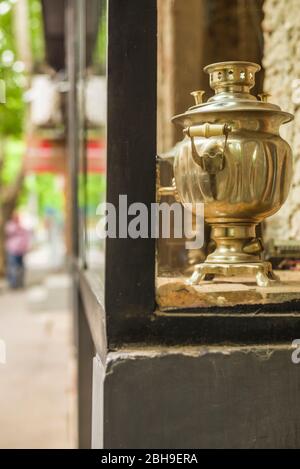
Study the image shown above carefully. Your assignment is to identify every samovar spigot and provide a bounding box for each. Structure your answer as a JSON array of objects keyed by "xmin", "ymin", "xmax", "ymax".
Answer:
[{"xmin": 183, "ymin": 123, "xmax": 231, "ymax": 174}]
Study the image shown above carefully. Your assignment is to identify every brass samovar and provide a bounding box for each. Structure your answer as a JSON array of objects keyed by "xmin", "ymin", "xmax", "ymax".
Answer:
[{"xmin": 171, "ymin": 61, "xmax": 293, "ymax": 287}]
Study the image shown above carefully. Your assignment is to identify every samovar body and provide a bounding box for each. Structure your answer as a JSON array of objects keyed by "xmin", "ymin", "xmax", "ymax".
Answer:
[{"xmin": 172, "ymin": 62, "xmax": 293, "ymax": 286}]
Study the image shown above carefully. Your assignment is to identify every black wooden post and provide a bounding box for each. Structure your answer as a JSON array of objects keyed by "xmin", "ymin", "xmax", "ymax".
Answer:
[{"xmin": 105, "ymin": 0, "xmax": 157, "ymax": 332}]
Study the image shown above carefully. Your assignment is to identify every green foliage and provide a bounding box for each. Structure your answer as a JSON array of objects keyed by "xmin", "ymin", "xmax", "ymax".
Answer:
[
  {"xmin": 93, "ymin": 2, "xmax": 107, "ymax": 73},
  {"xmin": 78, "ymin": 172, "xmax": 106, "ymax": 214},
  {"xmin": 24, "ymin": 173, "xmax": 64, "ymax": 216},
  {"xmin": 86, "ymin": 173, "xmax": 106, "ymax": 214},
  {"xmin": 0, "ymin": 0, "xmax": 45, "ymax": 138},
  {"xmin": 1, "ymin": 137, "xmax": 24, "ymax": 183},
  {"xmin": 0, "ymin": 0, "xmax": 26, "ymax": 138},
  {"xmin": 28, "ymin": 0, "xmax": 45, "ymax": 66}
]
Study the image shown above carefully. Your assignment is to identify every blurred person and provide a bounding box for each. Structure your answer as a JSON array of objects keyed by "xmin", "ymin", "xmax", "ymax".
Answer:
[{"xmin": 5, "ymin": 212, "xmax": 30, "ymax": 289}]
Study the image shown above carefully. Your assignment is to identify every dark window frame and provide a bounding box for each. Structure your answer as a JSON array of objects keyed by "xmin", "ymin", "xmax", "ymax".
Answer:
[{"xmin": 70, "ymin": 0, "xmax": 300, "ymax": 351}]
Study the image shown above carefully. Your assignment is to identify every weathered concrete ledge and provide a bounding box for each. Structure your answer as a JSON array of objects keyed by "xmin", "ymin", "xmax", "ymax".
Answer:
[{"xmin": 157, "ymin": 271, "xmax": 300, "ymax": 310}]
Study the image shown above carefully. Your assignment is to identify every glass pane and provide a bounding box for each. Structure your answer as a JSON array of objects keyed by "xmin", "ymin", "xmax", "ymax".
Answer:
[
  {"xmin": 77, "ymin": 0, "xmax": 107, "ymax": 275},
  {"xmin": 84, "ymin": 0, "xmax": 106, "ymax": 274}
]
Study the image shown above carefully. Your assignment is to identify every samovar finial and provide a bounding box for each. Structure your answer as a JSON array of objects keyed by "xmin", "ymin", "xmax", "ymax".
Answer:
[{"xmin": 204, "ymin": 61, "xmax": 260, "ymax": 97}]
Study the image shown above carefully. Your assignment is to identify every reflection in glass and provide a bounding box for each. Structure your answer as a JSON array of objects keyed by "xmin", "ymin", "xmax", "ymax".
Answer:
[{"xmin": 83, "ymin": 1, "xmax": 107, "ymax": 273}]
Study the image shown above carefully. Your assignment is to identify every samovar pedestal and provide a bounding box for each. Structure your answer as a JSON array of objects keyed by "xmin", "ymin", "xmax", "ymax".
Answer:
[{"xmin": 188, "ymin": 224, "xmax": 279, "ymax": 287}]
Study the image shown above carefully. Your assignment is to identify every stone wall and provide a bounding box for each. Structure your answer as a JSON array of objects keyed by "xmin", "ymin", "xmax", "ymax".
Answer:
[{"xmin": 263, "ymin": 0, "xmax": 300, "ymax": 240}]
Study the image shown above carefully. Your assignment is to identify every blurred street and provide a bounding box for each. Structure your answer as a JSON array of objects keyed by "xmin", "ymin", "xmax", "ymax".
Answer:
[
  {"xmin": 0, "ymin": 0, "xmax": 103, "ymax": 448},
  {"xmin": 0, "ymin": 283, "xmax": 76, "ymax": 449}
]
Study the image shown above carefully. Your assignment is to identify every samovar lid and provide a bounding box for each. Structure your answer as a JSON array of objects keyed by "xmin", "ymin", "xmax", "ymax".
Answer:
[{"xmin": 172, "ymin": 61, "xmax": 293, "ymax": 126}]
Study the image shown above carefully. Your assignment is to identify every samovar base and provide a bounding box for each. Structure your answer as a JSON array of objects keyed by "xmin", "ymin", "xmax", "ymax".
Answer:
[{"xmin": 187, "ymin": 261, "xmax": 279, "ymax": 288}]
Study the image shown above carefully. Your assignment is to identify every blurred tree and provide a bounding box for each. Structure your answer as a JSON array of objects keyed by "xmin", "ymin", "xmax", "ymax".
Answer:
[
  {"xmin": 0, "ymin": 0, "xmax": 27, "ymax": 275},
  {"xmin": 0, "ymin": 0, "xmax": 45, "ymax": 275}
]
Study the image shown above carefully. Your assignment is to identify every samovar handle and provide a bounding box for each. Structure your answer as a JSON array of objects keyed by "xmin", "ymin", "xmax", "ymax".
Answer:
[{"xmin": 183, "ymin": 123, "xmax": 231, "ymax": 173}]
